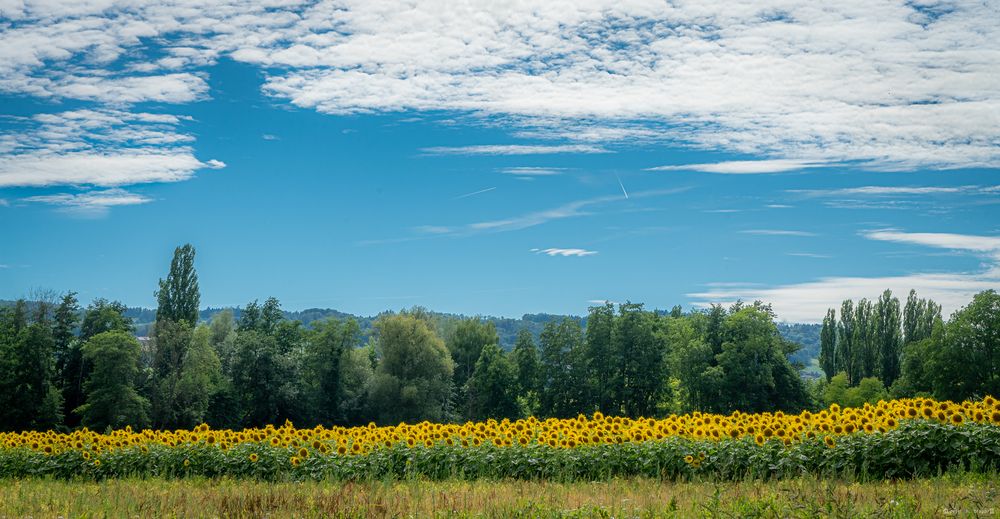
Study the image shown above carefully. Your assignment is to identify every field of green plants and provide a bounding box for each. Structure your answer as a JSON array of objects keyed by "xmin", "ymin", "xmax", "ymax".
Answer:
[{"xmin": 2, "ymin": 475, "xmax": 999, "ymax": 518}]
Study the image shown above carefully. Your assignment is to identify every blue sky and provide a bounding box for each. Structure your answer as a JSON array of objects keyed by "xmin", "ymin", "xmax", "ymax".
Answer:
[{"xmin": 1, "ymin": 1, "xmax": 998, "ymax": 322}]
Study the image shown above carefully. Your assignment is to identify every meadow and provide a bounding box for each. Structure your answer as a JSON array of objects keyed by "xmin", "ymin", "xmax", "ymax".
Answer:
[{"xmin": 2, "ymin": 475, "xmax": 999, "ymax": 517}]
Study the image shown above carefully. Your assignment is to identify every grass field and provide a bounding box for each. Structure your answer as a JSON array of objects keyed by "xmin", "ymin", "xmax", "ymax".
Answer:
[{"xmin": 1, "ymin": 475, "xmax": 999, "ymax": 518}]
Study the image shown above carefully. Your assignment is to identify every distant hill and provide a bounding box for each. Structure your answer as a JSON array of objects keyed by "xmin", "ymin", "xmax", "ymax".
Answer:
[
  {"xmin": 126, "ymin": 306, "xmax": 582, "ymax": 350},
  {"xmin": 2, "ymin": 299, "xmax": 820, "ymax": 361}
]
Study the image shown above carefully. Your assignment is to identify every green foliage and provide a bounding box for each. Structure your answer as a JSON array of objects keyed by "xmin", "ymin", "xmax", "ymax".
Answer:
[
  {"xmin": 368, "ymin": 313, "xmax": 454, "ymax": 424},
  {"xmin": 3, "ymin": 421, "xmax": 998, "ymax": 482},
  {"xmin": 820, "ymin": 373, "xmax": 888, "ymax": 408},
  {"xmin": 155, "ymin": 244, "xmax": 200, "ymax": 326},
  {"xmin": 819, "ymin": 309, "xmax": 836, "ymax": 381},
  {"xmin": 75, "ymin": 331, "xmax": 149, "ymax": 430},
  {"xmin": 932, "ymin": 290, "xmax": 1000, "ymax": 401},
  {"xmin": 447, "ymin": 319, "xmax": 499, "ymax": 418},
  {"xmin": 303, "ymin": 318, "xmax": 360, "ymax": 425},
  {"xmin": 175, "ymin": 326, "xmax": 223, "ymax": 427},
  {"xmin": 538, "ymin": 318, "xmax": 586, "ymax": 418},
  {"xmin": 465, "ymin": 343, "xmax": 519, "ymax": 420}
]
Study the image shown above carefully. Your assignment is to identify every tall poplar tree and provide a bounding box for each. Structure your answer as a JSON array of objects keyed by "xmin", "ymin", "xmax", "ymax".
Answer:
[
  {"xmin": 155, "ymin": 244, "xmax": 200, "ymax": 326},
  {"xmin": 819, "ymin": 308, "xmax": 836, "ymax": 380},
  {"xmin": 875, "ymin": 289, "xmax": 903, "ymax": 386},
  {"xmin": 836, "ymin": 300, "xmax": 855, "ymax": 384}
]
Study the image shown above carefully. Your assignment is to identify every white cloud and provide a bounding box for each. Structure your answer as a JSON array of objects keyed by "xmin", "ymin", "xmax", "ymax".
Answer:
[
  {"xmin": 0, "ymin": 109, "xmax": 222, "ymax": 188},
  {"xmin": 862, "ymin": 229, "xmax": 1000, "ymax": 254},
  {"xmin": 741, "ymin": 229, "xmax": 817, "ymax": 237},
  {"xmin": 691, "ymin": 230, "xmax": 1000, "ymax": 322},
  {"xmin": 791, "ymin": 186, "xmax": 975, "ymax": 197},
  {"xmin": 21, "ymin": 188, "xmax": 152, "ymax": 217},
  {"xmin": 0, "ymin": 0, "xmax": 1000, "ymax": 173},
  {"xmin": 532, "ymin": 248, "xmax": 598, "ymax": 257},
  {"xmin": 453, "ymin": 187, "xmax": 496, "ymax": 199},
  {"xmin": 648, "ymin": 159, "xmax": 829, "ymax": 174},
  {"xmin": 500, "ymin": 167, "xmax": 566, "ymax": 176},
  {"xmin": 4, "ymin": 1, "xmax": 996, "ymax": 168},
  {"xmin": 787, "ymin": 252, "xmax": 831, "ymax": 259},
  {"xmin": 422, "ymin": 144, "xmax": 608, "ymax": 156}
]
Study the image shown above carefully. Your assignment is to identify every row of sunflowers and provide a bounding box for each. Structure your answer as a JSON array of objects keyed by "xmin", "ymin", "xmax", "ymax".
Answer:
[{"xmin": 2, "ymin": 397, "xmax": 999, "ymax": 481}]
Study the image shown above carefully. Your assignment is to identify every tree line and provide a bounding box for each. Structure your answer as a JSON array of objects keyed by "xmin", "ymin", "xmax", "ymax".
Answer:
[
  {"xmin": 1, "ymin": 244, "xmax": 997, "ymax": 432},
  {"xmin": 813, "ymin": 288, "xmax": 999, "ymax": 408}
]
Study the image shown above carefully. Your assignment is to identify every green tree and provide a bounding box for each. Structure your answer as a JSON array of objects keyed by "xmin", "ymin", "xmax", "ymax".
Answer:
[
  {"xmin": 853, "ymin": 298, "xmax": 876, "ymax": 381},
  {"xmin": 155, "ymin": 244, "xmax": 200, "ymax": 326},
  {"xmin": 52, "ymin": 291, "xmax": 80, "ymax": 385},
  {"xmin": 368, "ymin": 313, "xmax": 454, "ymax": 424},
  {"xmin": 667, "ymin": 316, "xmax": 718, "ymax": 412},
  {"xmin": 875, "ymin": 289, "xmax": 902, "ymax": 386},
  {"xmin": 174, "ymin": 325, "xmax": 223, "ymax": 427},
  {"xmin": 62, "ymin": 299, "xmax": 132, "ymax": 428},
  {"xmin": 611, "ymin": 302, "xmax": 663, "ymax": 417},
  {"xmin": 538, "ymin": 318, "xmax": 584, "ymax": 418},
  {"xmin": 819, "ymin": 308, "xmax": 836, "ymax": 380},
  {"xmin": 585, "ymin": 303, "xmax": 615, "ymax": 412},
  {"xmin": 447, "ymin": 319, "xmax": 499, "ymax": 419},
  {"xmin": 903, "ymin": 290, "xmax": 941, "ymax": 345},
  {"xmin": 75, "ymin": 331, "xmax": 149, "ymax": 430},
  {"xmin": 208, "ymin": 309, "xmax": 237, "ymax": 376},
  {"xmin": 150, "ymin": 319, "xmax": 194, "ymax": 428},
  {"xmin": 303, "ymin": 318, "xmax": 360, "ymax": 425},
  {"xmin": 932, "ymin": 290, "xmax": 1000, "ymax": 400},
  {"xmin": 231, "ymin": 330, "xmax": 296, "ymax": 427},
  {"xmin": 511, "ymin": 329, "xmax": 540, "ymax": 393},
  {"xmin": 716, "ymin": 306, "xmax": 808, "ymax": 413},
  {"xmin": 465, "ymin": 343, "xmax": 519, "ymax": 420},
  {"xmin": 836, "ymin": 300, "xmax": 855, "ymax": 384},
  {"xmin": 340, "ymin": 346, "xmax": 374, "ymax": 425}
]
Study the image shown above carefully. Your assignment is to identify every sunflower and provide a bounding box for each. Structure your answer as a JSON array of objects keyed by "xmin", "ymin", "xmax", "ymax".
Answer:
[{"xmin": 249, "ymin": 453, "xmax": 259, "ymax": 463}]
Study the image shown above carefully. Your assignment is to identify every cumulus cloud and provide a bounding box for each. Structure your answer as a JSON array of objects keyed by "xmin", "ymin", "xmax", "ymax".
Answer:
[
  {"xmin": 1, "ymin": 0, "xmax": 996, "ymax": 169},
  {"xmin": 532, "ymin": 248, "xmax": 598, "ymax": 257},
  {"xmin": 690, "ymin": 230, "xmax": 1000, "ymax": 322},
  {"xmin": 0, "ymin": 109, "xmax": 223, "ymax": 188}
]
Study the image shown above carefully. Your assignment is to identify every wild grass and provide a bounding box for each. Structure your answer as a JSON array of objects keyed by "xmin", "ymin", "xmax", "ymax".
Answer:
[{"xmin": 1, "ymin": 474, "xmax": 998, "ymax": 518}]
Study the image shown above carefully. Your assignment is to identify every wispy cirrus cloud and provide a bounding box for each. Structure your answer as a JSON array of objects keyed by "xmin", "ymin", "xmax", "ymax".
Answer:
[
  {"xmin": 453, "ymin": 187, "xmax": 496, "ymax": 199},
  {"xmin": 422, "ymin": 144, "xmax": 608, "ymax": 156},
  {"xmin": 862, "ymin": 229, "xmax": 1000, "ymax": 254},
  {"xmin": 532, "ymin": 248, "xmax": 597, "ymax": 257},
  {"xmin": 740, "ymin": 229, "xmax": 817, "ymax": 237},
  {"xmin": 648, "ymin": 159, "xmax": 830, "ymax": 175},
  {"xmin": 690, "ymin": 230, "xmax": 1000, "ymax": 322},
  {"xmin": 499, "ymin": 167, "xmax": 566, "ymax": 177},
  {"xmin": 20, "ymin": 188, "xmax": 153, "ymax": 218},
  {"xmin": 790, "ymin": 185, "xmax": 980, "ymax": 197}
]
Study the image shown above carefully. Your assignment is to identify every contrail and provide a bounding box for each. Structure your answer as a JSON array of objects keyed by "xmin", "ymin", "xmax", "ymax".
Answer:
[
  {"xmin": 454, "ymin": 187, "xmax": 497, "ymax": 199},
  {"xmin": 616, "ymin": 175, "xmax": 629, "ymax": 199}
]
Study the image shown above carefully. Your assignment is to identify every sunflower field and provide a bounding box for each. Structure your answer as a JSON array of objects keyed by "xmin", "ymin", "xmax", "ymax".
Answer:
[{"xmin": 3, "ymin": 397, "xmax": 1000, "ymax": 482}]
